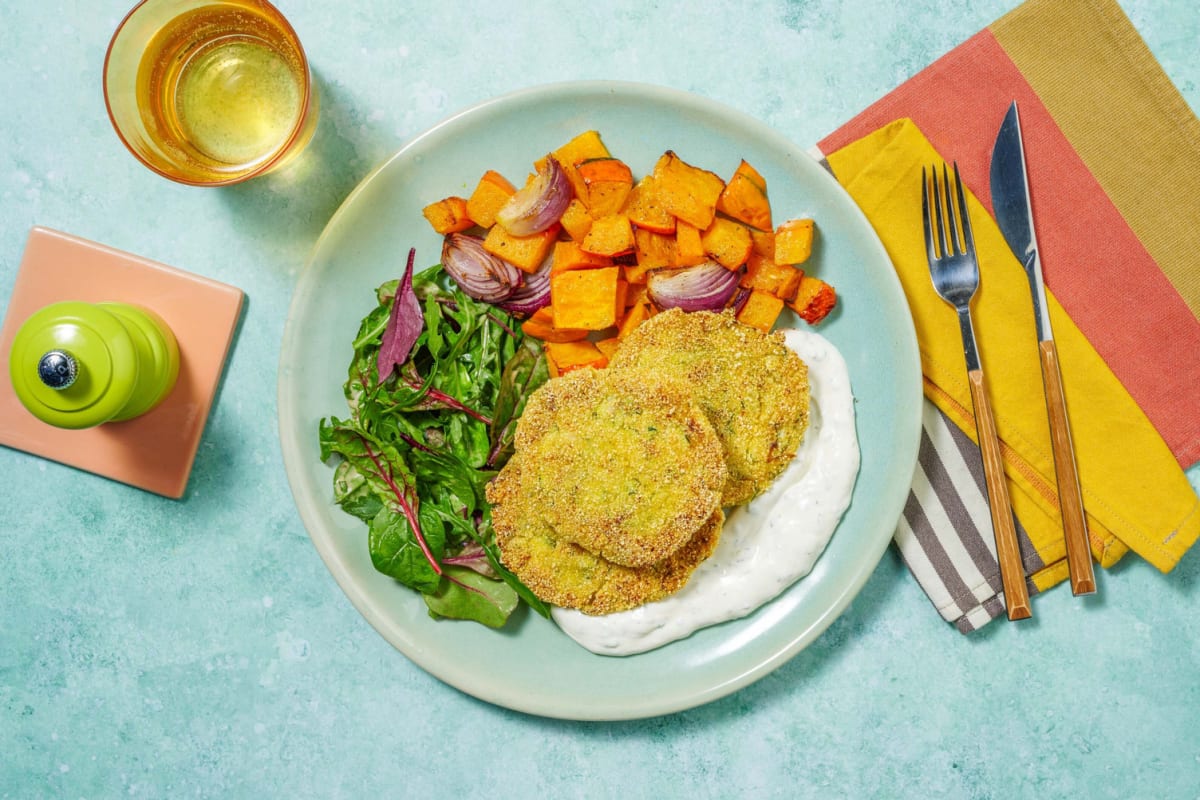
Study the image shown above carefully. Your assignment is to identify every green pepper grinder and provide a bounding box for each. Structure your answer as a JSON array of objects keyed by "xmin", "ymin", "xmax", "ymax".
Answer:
[{"xmin": 9, "ymin": 300, "xmax": 180, "ymax": 429}]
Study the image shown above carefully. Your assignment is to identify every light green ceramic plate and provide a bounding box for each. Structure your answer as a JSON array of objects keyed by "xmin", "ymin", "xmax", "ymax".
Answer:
[{"xmin": 278, "ymin": 81, "xmax": 921, "ymax": 721}]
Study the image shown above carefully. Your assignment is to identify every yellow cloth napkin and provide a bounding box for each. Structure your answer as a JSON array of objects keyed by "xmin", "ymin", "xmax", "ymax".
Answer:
[{"xmin": 826, "ymin": 118, "xmax": 1200, "ymax": 599}]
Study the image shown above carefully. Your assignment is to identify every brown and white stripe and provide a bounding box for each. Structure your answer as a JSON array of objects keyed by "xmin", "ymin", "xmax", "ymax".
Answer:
[{"xmin": 894, "ymin": 400, "xmax": 1044, "ymax": 632}]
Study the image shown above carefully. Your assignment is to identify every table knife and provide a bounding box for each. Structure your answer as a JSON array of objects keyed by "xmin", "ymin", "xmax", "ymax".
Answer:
[{"xmin": 989, "ymin": 100, "xmax": 1097, "ymax": 596}]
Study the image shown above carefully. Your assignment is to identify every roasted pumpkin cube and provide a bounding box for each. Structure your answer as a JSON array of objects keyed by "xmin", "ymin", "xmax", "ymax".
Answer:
[
  {"xmin": 550, "ymin": 265, "xmax": 620, "ymax": 330},
  {"xmin": 736, "ymin": 289, "xmax": 784, "ymax": 332},
  {"xmin": 539, "ymin": 130, "xmax": 611, "ymax": 205},
  {"xmin": 552, "ymin": 240, "xmax": 612, "ymax": 275},
  {"xmin": 775, "ymin": 218, "xmax": 815, "ymax": 265},
  {"xmin": 741, "ymin": 254, "xmax": 803, "ymax": 301},
  {"xmin": 651, "ymin": 150, "xmax": 726, "ymax": 229},
  {"xmin": 466, "ymin": 170, "xmax": 516, "ymax": 228},
  {"xmin": 544, "ymin": 340, "xmax": 608, "ymax": 374},
  {"xmin": 422, "ymin": 196, "xmax": 474, "ymax": 235},
  {"xmin": 622, "ymin": 175, "xmax": 676, "ymax": 234},
  {"xmin": 558, "ymin": 198, "xmax": 594, "ymax": 242},
  {"xmin": 634, "ymin": 228, "xmax": 677, "ymax": 270},
  {"xmin": 577, "ymin": 158, "xmax": 634, "ymax": 218},
  {"xmin": 788, "ymin": 274, "xmax": 837, "ymax": 324},
  {"xmin": 520, "ymin": 306, "xmax": 589, "ymax": 343},
  {"xmin": 716, "ymin": 170, "xmax": 772, "ymax": 231},
  {"xmin": 625, "ymin": 283, "xmax": 649, "ymax": 308},
  {"xmin": 750, "ymin": 227, "xmax": 775, "ymax": 260},
  {"xmin": 701, "ymin": 217, "xmax": 753, "ymax": 269},
  {"xmin": 733, "ymin": 159, "xmax": 767, "ymax": 192},
  {"xmin": 581, "ymin": 214, "xmax": 635, "ymax": 257},
  {"xmin": 594, "ymin": 336, "xmax": 622, "ymax": 360},
  {"xmin": 674, "ymin": 221, "xmax": 707, "ymax": 266},
  {"xmin": 482, "ymin": 223, "xmax": 558, "ymax": 273},
  {"xmin": 622, "ymin": 261, "xmax": 652, "ymax": 285},
  {"xmin": 617, "ymin": 302, "xmax": 652, "ymax": 338}
]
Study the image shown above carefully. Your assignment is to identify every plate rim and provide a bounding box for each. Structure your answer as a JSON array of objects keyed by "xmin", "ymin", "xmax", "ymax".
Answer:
[{"xmin": 278, "ymin": 79, "xmax": 922, "ymax": 720}]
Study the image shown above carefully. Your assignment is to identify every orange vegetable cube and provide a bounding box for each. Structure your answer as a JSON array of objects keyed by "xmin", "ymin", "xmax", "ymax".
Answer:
[
  {"xmin": 634, "ymin": 228, "xmax": 677, "ymax": 270},
  {"xmin": 750, "ymin": 228, "xmax": 776, "ymax": 260},
  {"xmin": 775, "ymin": 218, "xmax": 815, "ymax": 265},
  {"xmin": 520, "ymin": 307, "xmax": 589, "ymax": 343},
  {"xmin": 736, "ymin": 289, "xmax": 785, "ymax": 332},
  {"xmin": 552, "ymin": 240, "xmax": 612, "ymax": 275},
  {"xmin": 466, "ymin": 170, "xmax": 516, "ymax": 228},
  {"xmin": 482, "ymin": 223, "xmax": 558, "ymax": 273},
  {"xmin": 581, "ymin": 214, "xmax": 635, "ymax": 257},
  {"xmin": 559, "ymin": 198, "xmax": 594, "ymax": 242},
  {"xmin": 622, "ymin": 261, "xmax": 652, "ymax": 285},
  {"xmin": 544, "ymin": 340, "xmax": 608, "ymax": 374},
  {"xmin": 701, "ymin": 217, "xmax": 753, "ymax": 269},
  {"xmin": 741, "ymin": 254, "xmax": 803, "ymax": 301},
  {"xmin": 550, "ymin": 266, "xmax": 620, "ymax": 330},
  {"xmin": 716, "ymin": 170, "xmax": 772, "ymax": 231},
  {"xmin": 624, "ymin": 283, "xmax": 649, "ymax": 308},
  {"xmin": 577, "ymin": 158, "xmax": 634, "ymax": 218},
  {"xmin": 732, "ymin": 159, "xmax": 767, "ymax": 192},
  {"xmin": 541, "ymin": 130, "xmax": 611, "ymax": 205},
  {"xmin": 651, "ymin": 151, "xmax": 726, "ymax": 229},
  {"xmin": 594, "ymin": 336, "xmax": 622, "ymax": 360},
  {"xmin": 614, "ymin": 278, "xmax": 629, "ymax": 324},
  {"xmin": 617, "ymin": 302, "xmax": 652, "ymax": 338},
  {"xmin": 788, "ymin": 274, "xmax": 837, "ymax": 324},
  {"xmin": 674, "ymin": 221, "xmax": 707, "ymax": 266},
  {"xmin": 422, "ymin": 196, "xmax": 474, "ymax": 235},
  {"xmin": 621, "ymin": 176, "xmax": 676, "ymax": 235}
]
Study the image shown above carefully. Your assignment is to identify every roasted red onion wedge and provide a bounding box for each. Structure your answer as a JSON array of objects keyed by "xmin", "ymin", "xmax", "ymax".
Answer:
[
  {"xmin": 647, "ymin": 261, "xmax": 742, "ymax": 312},
  {"xmin": 495, "ymin": 156, "xmax": 572, "ymax": 236},
  {"xmin": 441, "ymin": 233, "xmax": 522, "ymax": 303},
  {"xmin": 498, "ymin": 252, "xmax": 552, "ymax": 315}
]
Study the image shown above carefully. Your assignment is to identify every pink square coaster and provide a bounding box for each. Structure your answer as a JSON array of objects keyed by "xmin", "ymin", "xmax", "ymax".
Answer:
[{"xmin": 0, "ymin": 227, "xmax": 244, "ymax": 498}]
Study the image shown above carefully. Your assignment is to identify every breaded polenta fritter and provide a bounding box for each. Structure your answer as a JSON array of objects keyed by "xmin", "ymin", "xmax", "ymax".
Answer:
[
  {"xmin": 607, "ymin": 308, "xmax": 810, "ymax": 505},
  {"xmin": 487, "ymin": 456, "xmax": 724, "ymax": 615},
  {"xmin": 510, "ymin": 367, "xmax": 726, "ymax": 568}
]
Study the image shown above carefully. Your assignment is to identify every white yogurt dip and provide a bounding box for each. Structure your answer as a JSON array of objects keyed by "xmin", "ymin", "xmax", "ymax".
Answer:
[{"xmin": 551, "ymin": 328, "xmax": 860, "ymax": 655}]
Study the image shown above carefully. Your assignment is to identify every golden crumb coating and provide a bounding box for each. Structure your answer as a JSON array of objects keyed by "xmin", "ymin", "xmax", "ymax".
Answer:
[
  {"xmin": 607, "ymin": 308, "xmax": 810, "ymax": 505},
  {"xmin": 510, "ymin": 367, "xmax": 726, "ymax": 568},
  {"xmin": 487, "ymin": 456, "xmax": 724, "ymax": 615}
]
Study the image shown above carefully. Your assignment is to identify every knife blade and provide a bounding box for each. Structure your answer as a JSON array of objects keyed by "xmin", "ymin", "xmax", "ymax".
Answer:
[{"xmin": 990, "ymin": 100, "xmax": 1097, "ymax": 596}]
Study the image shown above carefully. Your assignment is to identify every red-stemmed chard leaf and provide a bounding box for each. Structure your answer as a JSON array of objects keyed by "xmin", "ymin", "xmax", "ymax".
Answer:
[{"xmin": 377, "ymin": 248, "xmax": 423, "ymax": 383}]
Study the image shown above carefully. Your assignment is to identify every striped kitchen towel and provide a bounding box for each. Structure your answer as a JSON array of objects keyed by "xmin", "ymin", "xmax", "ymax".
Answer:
[{"xmin": 813, "ymin": 0, "xmax": 1200, "ymax": 631}]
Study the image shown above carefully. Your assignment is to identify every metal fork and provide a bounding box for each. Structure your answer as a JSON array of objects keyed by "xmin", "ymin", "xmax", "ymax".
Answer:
[{"xmin": 922, "ymin": 162, "xmax": 1032, "ymax": 621}]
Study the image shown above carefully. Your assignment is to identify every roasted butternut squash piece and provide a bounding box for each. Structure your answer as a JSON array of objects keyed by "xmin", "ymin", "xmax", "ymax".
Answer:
[
  {"xmin": 594, "ymin": 336, "xmax": 622, "ymax": 360},
  {"xmin": 482, "ymin": 223, "xmax": 558, "ymax": 273},
  {"xmin": 466, "ymin": 170, "xmax": 516, "ymax": 228},
  {"xmin": 634, "ymin": 228, "xmax": 677, "ymax": 270},
  {"xmin": 544, "ymin": 340, "xmax": 608, "ymax": 374},
  {"xmin": 775, "ymin": 218, "xmax": 815, "ymax": 265},
  {"xmin": 750, "ymin": 227, "xmax": 775, "ymax": 260},
  {"xmin": 520, "ymin": 306, "xmax": 589, "ymax": 343},
  {"xmin": 732, "ymin": 159, "xmax": 767, "ymax": 192},
  {"xmin": 578, "ymin": 158, "xmax": 634, "ymax": 218},
  {"xmin": 788, "ymin": 274, "xmax": 837, "ymax": 324},
  {"xmin": 617, "ymin": 301, "xmax": 652, "ymax": 338},
  {"xmin": 741, "ymin": 254, "xmax": 802, "ymax": 301},
  {"xmin": 716, "ymin": 170, "xmax": 772, "ymax": 231},
  {"xmin": 550, "ymin": 265, "xmax": 620, "ymax": 330},
  {"xmin": 701, "ymin": 217, "xmax": 753, "ymax": 269},
  {"xmin": 552, "ymin": 240, "xmax": 612, "ymax": 275},
  {"xmin": 621, "ymin": 261, "xmax": 652, "ymax": 285},
  {"xmin": 674, "ymin": 221, "xmax": 707, "ymax": 266},
  {"xmin": 651, "ymin": 151, "xmax": 726, "ymax": 229},
  {"xmin": 621, "ymin": 176, "xmax": 676, "ymax": 234},
  {"xmin": 558, "ymin": 198, "xmax": 594, "ymax": 242},
  {"xmin": 581, "ymin": 214, "xmax": 635, "ymax": 257},
  {"xmin": 539, "ymin": 130, "xmax": 611, "ymax": 205},
  {"xmin": 736, "ymin": 289, "xmax": 785, "ymax": 332},
  {"xmin": 422, "ymin": 196, "xmax": 474, "ymax": 235}
]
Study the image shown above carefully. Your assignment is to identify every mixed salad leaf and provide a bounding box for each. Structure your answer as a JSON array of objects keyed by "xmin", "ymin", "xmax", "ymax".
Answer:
[{"xmin": 319, "ymin": 251, "xmax": 551, "ymax": 627}]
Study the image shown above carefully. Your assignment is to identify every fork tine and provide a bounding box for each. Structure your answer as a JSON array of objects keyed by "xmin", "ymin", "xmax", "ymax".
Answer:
[
  {"xmin": 921, "ymin": 166, "xmax": 937, "ymax": 263},
  {"xmin": 942, "ymin": 163, "xmax": 962, "ymax": 256},
  {"xmin": 930, "ymin": 165, "xmax": 948, "ymax": 259},
  {"xmin": 952, "ymin": 161, "xmax": 975, "ymax": 255}
]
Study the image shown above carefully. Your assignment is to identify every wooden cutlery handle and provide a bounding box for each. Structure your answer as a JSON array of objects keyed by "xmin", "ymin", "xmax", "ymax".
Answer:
[
  {"xmin": 968, "ymin": 369, "xmax": 1032, "ymax": 620},
  {"xmin": 1039, "ymin": 340, "xmax": 1097, "ymax": 595}
]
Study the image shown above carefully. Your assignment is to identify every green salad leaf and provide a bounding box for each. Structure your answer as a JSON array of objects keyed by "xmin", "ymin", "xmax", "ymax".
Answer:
[{"xmin": 319, "ymin": 262, "xmax": 551, "ymax": 627}]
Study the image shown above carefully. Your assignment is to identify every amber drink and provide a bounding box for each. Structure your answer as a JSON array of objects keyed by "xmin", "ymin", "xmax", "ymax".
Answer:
[{"xmin": 104, "ymin": 0, "xmax": 317, "ymax": 185}]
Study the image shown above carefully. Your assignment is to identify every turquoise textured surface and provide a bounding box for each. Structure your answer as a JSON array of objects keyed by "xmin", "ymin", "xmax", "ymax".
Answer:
[{"xmin": 2, "ymin": 1, "xmax": 1199, "ymax": 797}]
